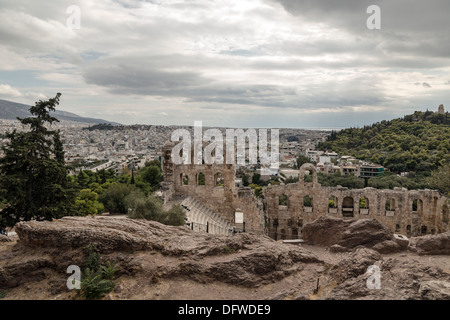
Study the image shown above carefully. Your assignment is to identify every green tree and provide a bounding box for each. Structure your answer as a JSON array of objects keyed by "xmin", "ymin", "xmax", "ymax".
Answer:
[
  {"xmin": 251, "ymin": 173, "xmax": 261, "ymax": 185},
  {"xmin": 98, "ymin": 183, "xmax": 142, "ymax": 214},
  {"xmin": 138, "ymin": 165, "xmax": 162, "ymax": 191},
  {"xmin": 126, "ymin": 193, "xmax": 185, "ymax": 226},
  {"xmin": 428, "ymin": 164, "xmax": 450, "ymax": 196},
  {"xmin": 145, "ymin": 159, "xmax": 161, "ymax": 168},
  {"xmin": 77, "ymin": 170, "xmax": 90, "ymax": 188},
  {"xmin": 75, "ymin": 189, "xmax": 104, "ymax": 216},
  {"xmin": 296, "ymin": 155, "xmax": 311, "ymax": 168},
  {"xmin": 0, "ymin": 93, "xmax": 76, "ymax": 228},
  {"xmin": 242, "ymin": 173, "xmax": 249, "ymax": 186}
]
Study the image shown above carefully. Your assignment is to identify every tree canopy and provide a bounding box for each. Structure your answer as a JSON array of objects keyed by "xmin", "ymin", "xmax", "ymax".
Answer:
[
  {"xmin": 318, "ymin": 111, "xmax": 450, "ymax": 174},
  {"xmin": 0, "ymin": 93, "xmax": 77, "ymax": 227}
]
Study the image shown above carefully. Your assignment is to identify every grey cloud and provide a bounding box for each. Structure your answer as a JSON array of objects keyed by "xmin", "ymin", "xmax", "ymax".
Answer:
[
  {"xmin": 84, "ymin": 64, "xmax": 209, "ymax": 93},
  {"xmin": 270, "ymin": 0, "xmax": 450, "ymax": 60},
  {"xmin": 422, "ymin": 82, "xmax": 431, "ymax": 88},
  {"xmin": 271, "ymin": 0, "xmax": 450, "ymax": 34},
  {"xmin": 83, "ymin": 58, "xmax": 391, "ymax": 111}
]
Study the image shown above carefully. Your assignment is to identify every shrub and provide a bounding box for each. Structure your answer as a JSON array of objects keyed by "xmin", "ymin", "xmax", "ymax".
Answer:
[
  {"xmin": 79, "ymin": 244, "xmax": 118, "ymax": 300},
  {"xmin": 98, "ymin": 184, "xmax": 143, "ymax": 214},
  {"xmin": 126, "ymin": 193, "xmax": 186, "ymax": 226},
  {"xmin": 80, "ymin": 268, "xmax": 115, "ymax": 300}
]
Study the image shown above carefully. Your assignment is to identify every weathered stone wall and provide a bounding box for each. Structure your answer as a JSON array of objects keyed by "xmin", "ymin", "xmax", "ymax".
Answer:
[
  {"xmin": 162, "ymin": 141, "xmax": 448, "ymax": 239},
  {"xmin": 162, "ymin": 141, "xmax": 265, "ymax": 233},
  {"xmin": 264, "ymin": 164, "xmax": 449, "ymax": 240}
]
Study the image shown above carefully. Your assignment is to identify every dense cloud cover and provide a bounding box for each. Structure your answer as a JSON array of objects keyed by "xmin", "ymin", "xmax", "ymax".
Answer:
[{"xmin": 0, "ymin": 0, "xmax": 448, "ymax": 128}]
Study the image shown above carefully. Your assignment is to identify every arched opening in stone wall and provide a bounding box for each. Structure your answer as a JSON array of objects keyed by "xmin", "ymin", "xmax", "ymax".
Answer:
[
  {"xmin": 342, "ymin": 196, "xmax": 354, "ymax": 217},
  {"xmin": 406, "ymin": 225, "xmax": 411, "ymax": 236},
  {"xmin": 412, "ymin": 199, "xmax": 423, "ymax": 214},
  {"xmin": 299, "ymin": 163, "xmax": 318, "ymax": 184},
  {"xmin": 421, "ymin": 225, "xmax": 427, "ymax": 235},
  {"xmin": 328, "ymin": 196, "xmax": 338, "ymax": 214},
  {"xmin": 359, "ymin": 196, "xmax": 369, "ymax": 214},
  {"xmin": 303, "ymin": 195, "xmax": 313, "ymax": 212},
  {"xmin": 179, "ymin": 173, "xmax": 189, "ymax": 186},
  {"xmin": 292, "ymin": 228, "xmax": 298, "ymax": 239},
  {"xmin": 197, "ymin": 172, "xmax": 205, "ymax": 186},
  {"xmin": 214, "ymin": 172, "xmax": 224, "ymax": 186},
  {"xmin": 359, "ymin": 197, "xmax": 369, "ymax": 208},
  {"xmin": 304, "ymin": 169, "xmax": 313, "ymax": 183},
  {"xmin": 280, "ymin": 229, "xmax": 286, "ymax": 240},
  {"xmin": 395, "ymin": 224, "xmax": 401, "ymax": 233},
  {"xmin": 279, "ymin": 194, "xmax": 289, "ymax": 207},
  {"xmin": 385, "ymin": 198, "xmax": 396, "ymax": 216}
]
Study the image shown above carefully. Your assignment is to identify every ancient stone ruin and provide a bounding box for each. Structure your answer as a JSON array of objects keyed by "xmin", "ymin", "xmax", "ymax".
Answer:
[{"xmin": 161, "ymin": 141, "xmax": 449, "ymax": 240}]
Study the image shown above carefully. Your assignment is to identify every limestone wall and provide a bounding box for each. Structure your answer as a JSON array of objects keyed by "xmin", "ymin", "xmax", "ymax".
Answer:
[
  {"xmin": 263, "ymin": 164, "xmax": 449, "ymax": 240},
  {"xmin": 162, "ymin": 141, "xmax": 448, "ymax": 239}
]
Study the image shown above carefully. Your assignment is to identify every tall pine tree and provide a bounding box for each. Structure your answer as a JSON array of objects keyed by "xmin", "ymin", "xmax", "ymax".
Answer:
[{"xmin": 0, "ymin": 93, "xmax": 76, "ymax": 228}]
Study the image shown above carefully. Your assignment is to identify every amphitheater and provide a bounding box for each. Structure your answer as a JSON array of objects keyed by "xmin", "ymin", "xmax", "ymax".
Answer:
[{"xmin": 161, "ymin": 141, "xmax": 449, "ymax": 240}]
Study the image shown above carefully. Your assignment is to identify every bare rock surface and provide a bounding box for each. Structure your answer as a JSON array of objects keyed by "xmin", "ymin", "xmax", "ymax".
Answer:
[
  {"xmin": 301, "ymin": 216, "xmax": 351, "ymax": 246},
  {"xmin": 419, "ymin": 280, "xmax": 450, "ymax": 300},
  {"xmin": 5, "ymin": 216, "xmax": 321, "ymax": 291},
  {"xmin": 373, "ymin": 240, "xmax": 402, "ymax": 254},
  {"xmin": 1, "ymin": 215, "xmax": 449, "ymax": 300},
  {"xmin": 337, "ymin": 219, "xmax": 393, "ymax": 249},
  {"xmin": 409, "ymin": 231, "xmax": 450, "ymax": 255},
  {"xmin": 319, "ymin": 250, "xmax": 450, "ymax": 300},
  {"xmin": 302, "ymin": 217, "xmax": 393, "ymax": 250}
]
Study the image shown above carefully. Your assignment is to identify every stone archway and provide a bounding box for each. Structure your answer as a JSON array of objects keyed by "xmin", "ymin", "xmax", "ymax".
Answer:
[
  {"xmin": 299, "ymin": 163, "xmax": 318, "ymax": 184},
  {"xmin": 197, "ymin": 172, "xmax": 205, "ymax": 185},
  {"xmin": 342, "ymin": 196, "xmax": 354, "ymax": 217}
]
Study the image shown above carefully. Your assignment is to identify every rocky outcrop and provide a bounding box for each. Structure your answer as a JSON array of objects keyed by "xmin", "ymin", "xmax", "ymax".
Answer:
[
  {"xmin": 0, "ymin": 258, "xmax": 54, "ymax": 288},
  {"xmin": 302, "ymin": 217, "xmax": 394, "ymax": 250},
  {"xmin": 373, "ymin": 240, "xmax": 402, "ymax": 254},
  {"xmin": 419, "ymin": 281, "xmax": 450, "ymax": 300},
  {"xmin": 337, "ymin": 219, "xmax": 393, "ymax": 249},
  {"xmin": 301, "ymin": 217, "xmax": 351, "ymax": 246},
  {"xmin": 321, "ymin": 254, "xmax": 450, "ymax": 300},
  {"xmin": 2, "ymin": 215, "xmax": 449, "ymax": 299},
  {"xmin": 330, "ymin": 248, "xmax": 382, "ymax": 283},
  {"xmin": 7, "ymin": 216, "xmax": 322, "ymax": 290},
  {"xmin": 408, "ymin": 231, "xmax": 450, "ymax": 255}
]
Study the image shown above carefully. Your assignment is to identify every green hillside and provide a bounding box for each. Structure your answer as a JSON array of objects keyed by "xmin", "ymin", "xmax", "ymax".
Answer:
[{"xmin": 318, "ymin": 110, "xmax": 450, "ymax": 174}]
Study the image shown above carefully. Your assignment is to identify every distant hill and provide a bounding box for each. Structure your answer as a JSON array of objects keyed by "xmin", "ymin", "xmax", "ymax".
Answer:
[
  {"xmin": 318, "ymin": 109, "xmax": 450, "ymax": 173},
  {"xmin": 0, "ymin": 99, "xmax": 119, "ymax": 125}
]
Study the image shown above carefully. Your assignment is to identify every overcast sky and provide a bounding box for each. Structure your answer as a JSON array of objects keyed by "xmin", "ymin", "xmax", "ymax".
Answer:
[{"xmin": 0, "ymin": 0, "xmax": 449, "ymax": 128}]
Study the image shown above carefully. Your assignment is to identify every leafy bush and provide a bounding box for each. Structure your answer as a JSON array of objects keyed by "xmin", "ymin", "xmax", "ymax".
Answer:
[
  {"xmin": 80, "ymin": 268, "xmax": 115, "ymax": 300},
  {"xmin": 75, "ymin": 189, "xmax": 104, "ymax": 216},
  {"xmin": 126, "ymin": 193, "xmax": 185, "ymax": 226},
  {"xmin": 79, "ymin": 244, "xmax": 118, "ymax": 300},
  {"xmin": 98, "ymin": 184, "xmax": 143, "ymax": 214}
]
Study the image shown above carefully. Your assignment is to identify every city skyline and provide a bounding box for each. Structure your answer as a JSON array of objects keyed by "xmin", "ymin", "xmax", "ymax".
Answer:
[{"xmin": 0, "ymin": 0, "xmax": 449, "ymax": 129}]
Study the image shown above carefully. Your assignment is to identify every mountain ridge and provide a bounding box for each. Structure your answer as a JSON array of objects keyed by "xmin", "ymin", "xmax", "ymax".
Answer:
[{"xmin": 0, "ymin": 98, "xmax": 119, "ymax": 125}]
